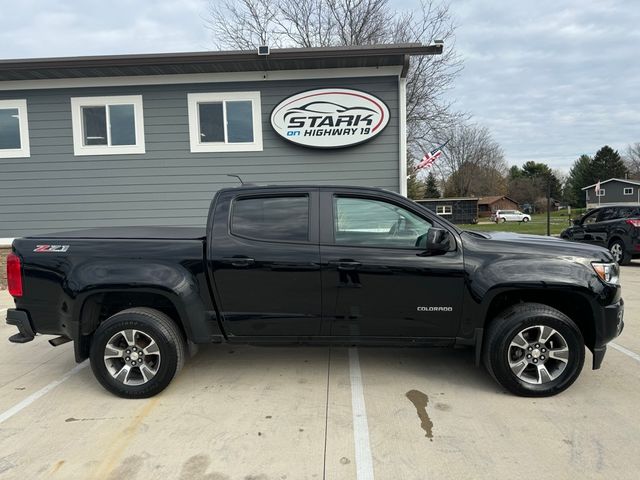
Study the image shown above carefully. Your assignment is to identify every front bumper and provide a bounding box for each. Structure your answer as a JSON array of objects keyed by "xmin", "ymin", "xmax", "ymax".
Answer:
[
  {"xmin": 6, "ymin": 309, "xmax": 35, "ymax": 344},
  {"xmin": 592, "ymin": 299, "xmax": 624, "ymax": 369}
]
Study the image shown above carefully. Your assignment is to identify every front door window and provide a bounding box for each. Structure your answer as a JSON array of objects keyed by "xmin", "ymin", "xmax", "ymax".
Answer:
[{"xmin": 333, "ymin": 196, "xmax": 432, "ymax": 248}]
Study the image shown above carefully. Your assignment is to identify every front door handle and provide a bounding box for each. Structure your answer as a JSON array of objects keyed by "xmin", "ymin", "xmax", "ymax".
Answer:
[{"xmin": 221, "ymin": 256, "xmax": 255, "ymax": 267}]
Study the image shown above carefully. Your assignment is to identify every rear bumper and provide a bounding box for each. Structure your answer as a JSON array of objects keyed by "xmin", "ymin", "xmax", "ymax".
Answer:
[
  {"xmin": 592, "ymin": 299, "xmax": 624, "ymax": 369},
  {"xmin": 6, "ymin": 309, "xmax": 35, "ymax": 343}
]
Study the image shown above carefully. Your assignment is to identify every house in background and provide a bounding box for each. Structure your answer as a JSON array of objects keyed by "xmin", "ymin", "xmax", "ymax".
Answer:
[
  {"xmin": 415, "ymin": 197, "xmax": 478, "ymax": 224},
  {"xmin": 477, "ymin": 195, "xmax": 519, "ymax": 217},
  {"xmin": 583, "ymin": 178, "xmax": 640, "ymax": 208}
]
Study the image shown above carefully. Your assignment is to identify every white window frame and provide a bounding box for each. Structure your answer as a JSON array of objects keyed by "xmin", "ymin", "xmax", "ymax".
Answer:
[
  {"xmin": 187, "ymin": 91, "xmax": 262, "ymax": 153},
  {"xmin": 0, "ymin": 99, "xmax": 30, "ymax": 158},
  {"xmin": 596, "ymin": 189, "xmax": 606, "ymax": 197},
  {"xmin": 70, "ymin": 95, "xmax": 145, "ymax": 156},
  {"xmin": 624, "ymin": 187, "xmax": 634, "ymax": 195},
  {"xmin": 436, "ymin": 205, "xmax": 453, "ymax": 215}
]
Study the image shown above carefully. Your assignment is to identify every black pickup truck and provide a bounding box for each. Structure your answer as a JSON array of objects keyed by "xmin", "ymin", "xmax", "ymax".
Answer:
[{"xmin": 6, "ymin": 186, "xmax": 624, "ymax": 398}]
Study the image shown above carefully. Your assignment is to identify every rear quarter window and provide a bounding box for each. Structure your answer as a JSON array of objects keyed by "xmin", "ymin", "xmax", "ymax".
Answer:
[{"xmin": 231, "ymin": 195, "xmax": 309, "ymax": 242}]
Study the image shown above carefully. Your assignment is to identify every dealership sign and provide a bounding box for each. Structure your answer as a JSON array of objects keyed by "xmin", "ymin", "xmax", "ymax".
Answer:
[{"xmin": 270, "ymin": 88, "xmax": 390, "ymax": 149}]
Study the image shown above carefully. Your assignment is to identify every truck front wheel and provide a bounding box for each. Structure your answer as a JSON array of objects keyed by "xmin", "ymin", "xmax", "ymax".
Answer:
[
  {"xmin": 89, "ymin": 308, "xmax": 186, "ymax": 398},
  {"xmin": 483, "ymin": 303, "xmax": 585, "ymax": 397}
]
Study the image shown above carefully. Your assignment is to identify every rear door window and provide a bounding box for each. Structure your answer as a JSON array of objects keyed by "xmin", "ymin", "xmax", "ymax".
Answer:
[
  {"xmin": 231, "ymin": 195, "xmax": 309, "ymax": 242},
  {"xmin": 598, "ymin": 207, "xmax": 618, "ymax": 222}
]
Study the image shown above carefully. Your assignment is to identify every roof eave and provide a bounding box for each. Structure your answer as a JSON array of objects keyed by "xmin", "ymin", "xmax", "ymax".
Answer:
[
  {"xmin": 581, "ymin": 178, "xmax": 640, "ymax": 190},
  {"xmin": 0, "ymin": 43, "xmax": 442, "ymax": 75}
]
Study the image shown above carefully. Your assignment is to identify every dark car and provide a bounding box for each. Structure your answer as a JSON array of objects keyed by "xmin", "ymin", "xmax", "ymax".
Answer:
[
  {"xmin": 6, "ymin": 185, "xmax": 624, "ymax": 399},
  {"xmin": 561, "ymin": 205, "xmax": 640, "ymax": 265}
]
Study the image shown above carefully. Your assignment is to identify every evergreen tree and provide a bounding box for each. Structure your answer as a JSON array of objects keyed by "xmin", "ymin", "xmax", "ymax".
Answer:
[
  {"xmin": 506, "ymin": 161, "xmax": 561, "ymax": 205},
  {"xmin": 591, "ymin": 145, "xmax": 628, "ymax": 181},
  {"xmin": 566, "ymin": 154, "xmax": 592, "ymax": 207},
  {"xmin": 407, "ymin": 173, "xmax": 426, "ymax": 199},
  {"xmin": 565, "ymin": 147, "xmax": 628, "ymax": 207},
  {"xmin": 423, "ymin": 172, "xmax": 441, "ymax": 198}
]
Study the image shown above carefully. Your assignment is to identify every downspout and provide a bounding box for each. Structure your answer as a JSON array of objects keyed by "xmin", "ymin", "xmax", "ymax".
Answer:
[{"xmin": 398, "ymin": 54, "xmax": 409, "ymax": 197}]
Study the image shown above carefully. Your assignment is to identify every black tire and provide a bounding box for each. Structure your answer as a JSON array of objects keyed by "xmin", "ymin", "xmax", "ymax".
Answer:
[
  {"xmin": 90, "ymin": 308, "xmax": 186, "ymax": 398},
  {"xmin": 522, "ymin": 217, "xmax": 530, "ymax": 223},
  {"xmin": 483, "ymin": 302, "xmax": 585, "ymax": 397},
  {"xmin": 609, "ymin": 238, "xmax": 631, "ymax": 266},
  {"xmin": 500, "ymin": 217, "xmax": 507, "ymax": 223}
]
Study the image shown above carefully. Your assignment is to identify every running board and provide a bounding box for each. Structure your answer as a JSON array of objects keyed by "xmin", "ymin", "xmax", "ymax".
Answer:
[{"xmin": 49, "ymin": 336, "xmax": 72, "ymax": 347}]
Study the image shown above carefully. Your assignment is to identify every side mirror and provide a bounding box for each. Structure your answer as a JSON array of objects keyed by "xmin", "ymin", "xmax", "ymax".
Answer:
[
  {"xmin": 572, "ymin": 218, "xmax": 581, "ymax": 226},
  {"xmin": 417, "ymin": 228, "xmax": 451, "ymax": 253}
]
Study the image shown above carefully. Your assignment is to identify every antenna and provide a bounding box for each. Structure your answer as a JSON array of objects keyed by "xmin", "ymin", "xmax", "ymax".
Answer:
[{"xmin": 227, "ymin": 174, "xmax": 245, "ymax": 185}]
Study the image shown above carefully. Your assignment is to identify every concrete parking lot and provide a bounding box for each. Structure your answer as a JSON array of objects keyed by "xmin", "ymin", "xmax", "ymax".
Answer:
[{"xmin": 1, "ymin": 266, "xmax": 639, "ymax": 480}]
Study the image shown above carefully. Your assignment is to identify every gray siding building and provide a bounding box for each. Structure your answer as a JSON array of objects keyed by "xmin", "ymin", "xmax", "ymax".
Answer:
[
  {"xmin": 0, "ymin": 44, "xmax": 441, "ymax": 240},
  {"xmin": 583, "ymin": 178, "xmax": 640, "ymax": 208},
  {"xmin": 415, "ymin": 198, "xmax": 479, "ymax": 224}
]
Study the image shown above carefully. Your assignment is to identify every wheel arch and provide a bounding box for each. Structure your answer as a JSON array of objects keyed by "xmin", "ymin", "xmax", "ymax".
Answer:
[
  {"xmin": 607, "ymin": 235, "xmax": 624, "ymax": 248},
  {"xmin": 481, "ymin": 288, "xmax": 596, "ymax": 354},
  {"xmin": 73, "ymin": 289, "xmax": 189, "ymax": 362},
  {"xmin": 72, "ymin": 285, "xmax": 222, "ymax": 362}
]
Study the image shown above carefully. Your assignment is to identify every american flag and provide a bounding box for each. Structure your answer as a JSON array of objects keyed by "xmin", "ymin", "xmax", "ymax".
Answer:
[{"xmin": 417, "ymin": 141, "xmax": 448, "ymax": 169}]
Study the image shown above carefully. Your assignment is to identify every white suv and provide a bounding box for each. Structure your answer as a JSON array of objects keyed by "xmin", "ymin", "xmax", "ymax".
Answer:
[{"xmin": 492, "ymin": 209, "xmax": 531, "ymax": 223}]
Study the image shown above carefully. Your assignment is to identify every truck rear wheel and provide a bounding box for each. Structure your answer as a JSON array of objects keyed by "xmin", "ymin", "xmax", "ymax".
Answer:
[
  {"xmin": 483, "ymin": 303, "xmax": 585, "ymax": 397},
  {"xmin": 90, "ymin": 308, "xmax": 186, "ymax": 398}
]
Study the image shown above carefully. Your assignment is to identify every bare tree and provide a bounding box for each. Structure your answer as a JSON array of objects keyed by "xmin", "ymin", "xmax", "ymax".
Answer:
[
  {"xmin": 435, "ymin": 123, "xmax": 507, "ymax": 197},
  {"xmin": 624, "ymin": 142, "xmax": 640, "ymax": 179},
  {"xmin": 205, "ymin": 0, "xmax": 463, "ymax": 158},
  {"xmin": 206, "ymin": 0, "xmax": 282, "ymax": 49}
]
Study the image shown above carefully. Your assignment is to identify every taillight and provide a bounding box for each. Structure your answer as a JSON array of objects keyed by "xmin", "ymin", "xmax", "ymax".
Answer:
[
  {"xmin": 7, "ymin": 253, "xmax": 23, "ymax": 298},
  {"xmin": 626, "ymin": 219, "xmax": 640, "ymax": 228}
]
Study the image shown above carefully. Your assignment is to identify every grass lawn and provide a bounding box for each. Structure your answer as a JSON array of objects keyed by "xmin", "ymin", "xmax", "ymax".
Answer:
[{"xmin": 458, "ymin": 212, "xmax": 574, "ymax": 236}]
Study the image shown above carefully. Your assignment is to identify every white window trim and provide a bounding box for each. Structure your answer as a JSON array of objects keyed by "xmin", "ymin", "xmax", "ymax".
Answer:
[
  {"xmin": 70, "ymin": 95, "xmax": 145, "ymax": 156},
  {"xmin": 187, "ymin": 91, "xmax": 262, "ymax": 153},
  {"xmin": 436, "ymin": 205, "xmax": 452, "ymax": 215},
  {"xmin": 596, "ymin": 189, "xmax": 606, "ymax": 197},
  {"xmin": 624, "ymin": 187, "xmax": 634, "ymax": 195},
  {"xmin": 0, "ymin": 99, "xmax": 30, "ymax": 158}
]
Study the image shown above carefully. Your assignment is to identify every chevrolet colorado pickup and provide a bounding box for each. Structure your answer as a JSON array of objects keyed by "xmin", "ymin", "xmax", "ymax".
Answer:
[{"xmin": 5, "ymin": 186, "xmax": 624, "ymax": 398}]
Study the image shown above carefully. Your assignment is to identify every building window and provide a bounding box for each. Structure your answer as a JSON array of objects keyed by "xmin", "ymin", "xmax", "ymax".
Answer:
[
  {"xmin": 436, "ymin": 205, "xmax": 453, "ymax": 215},
  {"xmin": 596, "ymin": 189, "xmax": 606, "ymax": 197},
  {"xmin": 624, "ymin": 187, "xmax": 634, "ymax": 195},
  {"xmin": 70, "ymin": 95, "xmax": 145, "ymax": 156},
  {"xmin": 187, "ymin": 92, "xmax": 262, "ymax": 153},
  {"xmin": 0, "ymin": 99, "xmax": 30, "ymax": 158}
]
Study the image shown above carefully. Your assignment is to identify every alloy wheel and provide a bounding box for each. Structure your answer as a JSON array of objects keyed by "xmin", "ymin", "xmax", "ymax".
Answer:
[
  {"xmin": 104, "ymin": 329, "xmax": 161, "ymax": 386},
  {"xmin": 610, "ymin": 243, "xmax": 623, "ymax": 263},
  {"xmin": 507, "ymin": 325, "xmax": 569, "ymax": 384}
]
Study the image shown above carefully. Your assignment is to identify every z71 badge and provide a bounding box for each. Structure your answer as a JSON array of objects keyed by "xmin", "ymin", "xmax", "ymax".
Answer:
[{"xmin": 34, "ymin": 245, "xmax": 69, "ymax": 253}]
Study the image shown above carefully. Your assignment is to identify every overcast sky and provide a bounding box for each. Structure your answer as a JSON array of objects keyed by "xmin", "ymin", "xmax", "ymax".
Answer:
[{"xmin": 1, "ymin": 0, "xmax": 638, "ymax": 172}]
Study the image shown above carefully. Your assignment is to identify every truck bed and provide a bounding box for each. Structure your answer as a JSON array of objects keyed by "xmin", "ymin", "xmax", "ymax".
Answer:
[{"xmin": 24, "ymin": 226, "xmax": 206, "ymax": 240}]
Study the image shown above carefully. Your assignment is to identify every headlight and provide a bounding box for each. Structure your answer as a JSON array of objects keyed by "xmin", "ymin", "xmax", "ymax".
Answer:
[{"xmin": 592, "ymin": 262, "xmax": 620, "ymax": 284}]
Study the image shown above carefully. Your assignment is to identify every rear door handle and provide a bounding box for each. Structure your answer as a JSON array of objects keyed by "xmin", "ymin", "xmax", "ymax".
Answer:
[
  {"xmin": 221, "ymin": 256, "xmax": 255, "ymax": 267},
  {"xmin": 330, "ymin": 260, "xmax": 362, "ymax": 270}
]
